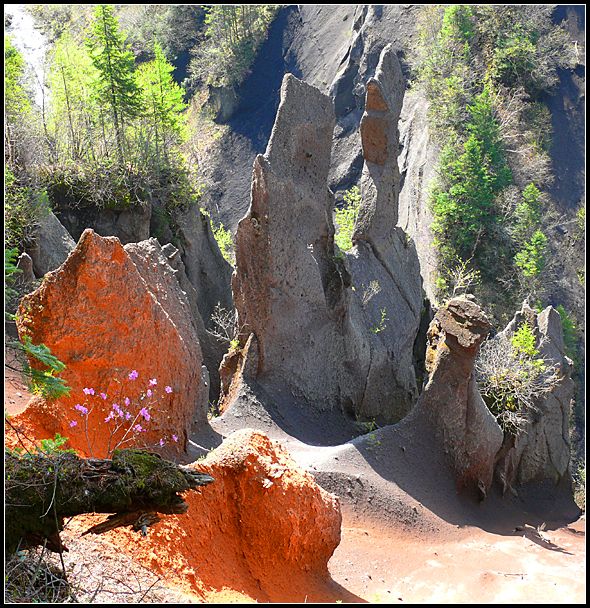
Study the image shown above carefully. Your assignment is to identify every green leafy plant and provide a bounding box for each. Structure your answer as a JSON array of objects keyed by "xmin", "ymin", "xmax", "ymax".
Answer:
[
  {"xmin": 476, "ymin": 321, "xmax": 559, "ymax": 434},
  {"xmin": 514, "ymin": 229, "xmax": 548, "ymax": 278},
  {"xmin": 370, "ymin": 308, "xmax": 388, "ymax": 334},
  {"xmin": 334, "ymin": 186, "xmax": 361, "ymax": 253},
  {"xmin": 17, "ymin": 337, "xmax": 70, "ymax": 400},
  {"xmin": 555, "ymin": 305, "xmax": 578, "ymax": 366},
  {"xmin": 5, "ymin": 168, "xmax": 49, "ymax": 252},
  {"xmin": 188, "ymin": 5, "xmax": 279, "ymax": 89},
  {"xmin": 210, "ymin": 220, "xmax": 235, "ymax": 266},
  {"xmin": 5, "ymin": 247, "xmax": 22, "ymax": 309}
]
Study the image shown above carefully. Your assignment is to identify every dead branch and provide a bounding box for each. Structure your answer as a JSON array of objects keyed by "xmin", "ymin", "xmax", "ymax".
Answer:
[{"xmin": 5, "ymin": 448, "xmax": 214, "ymax": 555}]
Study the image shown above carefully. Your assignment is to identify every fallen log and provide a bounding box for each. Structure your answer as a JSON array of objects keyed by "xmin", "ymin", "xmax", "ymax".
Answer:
[{"xmin": 5, "ymin": 448, "xmax": 214, "ymax": 554}]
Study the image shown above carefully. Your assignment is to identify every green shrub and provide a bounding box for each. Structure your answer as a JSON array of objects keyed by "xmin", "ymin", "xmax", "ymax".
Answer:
[
  {"xmin": 5, "ymin": 168, "xmax": 48, "ymax": 252},
  {"xmin": 17, "ymin": 336, "xmax": 70, "ymax": 400},
  {"xmin": 513, "ymin": 183, "xmax": 542, "ymax": 240},
  {"xmin": 188, "ymin": 6, "xmax": 279, "ymax": 89},
  {"xmin": 476, "ymin": 321, "xmax": 559, "ymax": 435},
  {"xmin": 514, "ymin": 229, "xmax": 548, "ymax": 277},
  {"xmin": 555, "ymin": 305, "xmax": 578, "ymax": 365},
  {"xmin": 510, "ymin": 322, "xmax": 540, "ymax": 360},
  {"xmin": 210, "ymin": 220, "xmax": 235, "ymax": 266},
  {"xmin": 334, "ymin": 186, "xmax": 361, "ymax": 253},
  {"xmin": 5, "ymin": 248, "xmax": 22, "ymax": 308},
  {"xmin": 430, "ymin": 85, "xmax": 511, "ymax": 271}
]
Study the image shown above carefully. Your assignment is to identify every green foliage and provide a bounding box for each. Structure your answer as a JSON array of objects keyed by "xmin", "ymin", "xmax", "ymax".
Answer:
[
  {"xmin": 5, "ymin": 247, "xmax": 22, "ymax": 312},
  {"xmin": 39, "ymin": 433, "xmax": 72, "ymax": 455},
  {"xmin": 5, "ymin": 36, "xmax": 37, "ymax": 167},
  {"xmin": 47, "ymin": 31, "xmax": 99, "ymax": 162},
  {"xmin": 474, "ymin": 6, "xmax": 575, "ymax": 95},
  {"xmin": 555, "ymin": 305, "xmax": 578, "ymax": 364},
  {"xmin": 5, "ymin": 168, "xmax": 49, "ymax": 252},
  {"xmin": 513, "ymin": 183, "xmax": 542, "ymax": 240},
  {"xmin": 431, "ymin": 86, "xmax": 511, "ymax": 267},
  {"xmin": 211, "ymin": 220, "xmax": 235, "ymax": 266},
  {"xmin": 43, "ymin": 8, "xmax": 197, "ymax": 216},
  {"xmin": 510, "ymin": 322, "xmax": 540, "ymax": 360},
  {"xmin": 26, "ymin": 4, "xmax": 94, "ymax": 43},
  {"xmin": 416, "ymin": 5, "xmax": 573, "ymax": 310},
  {"xmin": 522, "ymin": 103, "xmax": 552, "ymax": 153},
  {"xmin": 415, "ymin": 6, "xmax": 474, "ymax": 133},
  {"xmin": 42, "ymin": 161, "xmax": 144, "ymax": 211},
  {"xmin": 5, "ymin": 255, "xmax": 70, "ymax": 400},
  {"xmin": 189, "ymin": 5, "xmax": 278, "ymax": 89},
  {"xmin": 4, "ymin": 36, "xmax": 32, "ymax": 122},
  {"xmin": 17, "ymin": 336, "xmax": 70, "ymax": 400},
  {"xmin": 118, "ymin": 5, "xmax": 205, "ymax": 63},
  {"xmin": 477, "ymin": 321, "xmax": 556, "ymax": 435},
  {"xmin": 370, "ymin": 308, "xmax": 388, "ymax": 335},
  {"xmin": 334, "ymin": 186, "xmax": 361, "ymax": 253},
  {"xmin": 514, "ymin": 230, "xmax": 548, "ymax": 277},
  {"xmin": 138, "ymin": 43, "xmax": 188, "ymax": 141},
  {"xmin": 86, "ymin": 4, "xmax": 141, "ymax": 159}
]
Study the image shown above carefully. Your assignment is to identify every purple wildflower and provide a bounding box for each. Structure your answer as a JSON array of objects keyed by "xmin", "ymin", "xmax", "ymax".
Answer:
[
  {"xmin": 134, "ymin": 424, "xmax": 143, "ymax": 433},
  {"xmin": 159, "ymin": 438, "xmax": 165, "ymax": 447},
  {"xmin": 165, "ymin": 386, "xmax": 173, "ymax": 394},
  {"xmin": 69, "ymin": 420, "xmax": 78, "ymax": 428},
  {"xmin": 128, "ymin": 370, "xmax": 139, "ymax": 381},
  {"xmin": 146, "ymin": 389, "xmax": 153, "ymax": 398},
  {"xmin": 83, "ymin": 387, "xmax": 95, "ymax": 396},
  {"xmin": 74, "ymin": 404, "xmax": 88, "ymax": 415},
  {"xmin": 172, "ymin": 434, "xmax": 178, "ymax": 443},
  {"xmin": 125, "ymin": 412, "xmax": 132, "ymax": 421},
  {"xmin": 139, "ymin": 407, "xmax": 151, "ymax": 422},
  {"xmin": 104, "ymin": 412, "xmax": 114, "ymax": 423},
  {"xmin": 149, "ymin": 378, "xmax": 157, "ymax": 386},
  {"xmin": 124, "ymin": 397, "xmax": 130, "ymax": 406},
  {"xmin": 100, "ymin": 392, "xmax": 107, "ymax": 400}
]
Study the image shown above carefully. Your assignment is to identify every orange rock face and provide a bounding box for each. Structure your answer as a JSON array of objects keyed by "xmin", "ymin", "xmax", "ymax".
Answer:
[
  {"xmin": 14, "ymin": 230, "xmax": 207, "ymax": 457},
  {"xmin": 92, "ymin": 429, "xmax": 343, "ymax": 602}
]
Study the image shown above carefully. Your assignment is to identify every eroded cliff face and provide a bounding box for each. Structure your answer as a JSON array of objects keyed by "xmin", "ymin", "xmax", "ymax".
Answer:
[{"xmin": 224, "ymin": 51, "xmax": 423, "ymax": 425}]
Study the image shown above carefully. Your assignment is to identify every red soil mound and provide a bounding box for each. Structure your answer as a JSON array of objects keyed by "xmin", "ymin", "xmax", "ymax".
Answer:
[{"xmin": 70, "ymin": 429, "xmax": 355, "ymax": 603}]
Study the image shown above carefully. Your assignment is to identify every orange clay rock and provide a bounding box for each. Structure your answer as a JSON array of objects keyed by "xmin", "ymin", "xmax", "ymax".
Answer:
[
  {"xmin": 13, "ymin": 229, "xmax": 208, "ymax": 457},
  {"xmin": 92, "ymin": 429, "xmax": 344, "ymax": 603}
]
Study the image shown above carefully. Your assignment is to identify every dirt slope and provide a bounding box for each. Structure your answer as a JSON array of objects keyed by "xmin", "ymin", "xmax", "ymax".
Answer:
[{"xmin": 4, "ymin": 365, "xmax": 586, "ymax": 603}]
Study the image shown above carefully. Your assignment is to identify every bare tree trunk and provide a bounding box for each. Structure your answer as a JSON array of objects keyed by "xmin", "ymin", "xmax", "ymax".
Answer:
[{"xmin": 5, "ymin": 449, "xmax": 214, "ymax": 554}]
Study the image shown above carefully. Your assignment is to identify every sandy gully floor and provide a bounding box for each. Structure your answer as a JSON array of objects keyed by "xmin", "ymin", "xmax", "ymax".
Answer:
[{"xmin": 329, "ymin": 507, "xmax": 586, "ymax": 604}]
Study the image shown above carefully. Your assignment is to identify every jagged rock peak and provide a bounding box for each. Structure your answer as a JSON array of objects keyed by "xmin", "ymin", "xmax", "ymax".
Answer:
[
  {"xmin": 355, "ymin": 44, "xmax": 406, "ymax": 247},
  {"xmin": 231, "ymin": 73, "xmax": 345, "ymax": 408},
  {"xmin": 265, "ymin": 74, "xmax": 336, "ymax": 182}
]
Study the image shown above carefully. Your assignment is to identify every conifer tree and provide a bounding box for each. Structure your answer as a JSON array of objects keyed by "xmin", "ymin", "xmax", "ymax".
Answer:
[
  {"xmin": 86, "ymin": 4, "xmax": 140, "ymax": 161},
  {"xmin": 136, "ymin": 42, "xmax": 187, "ymax": 165}
]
